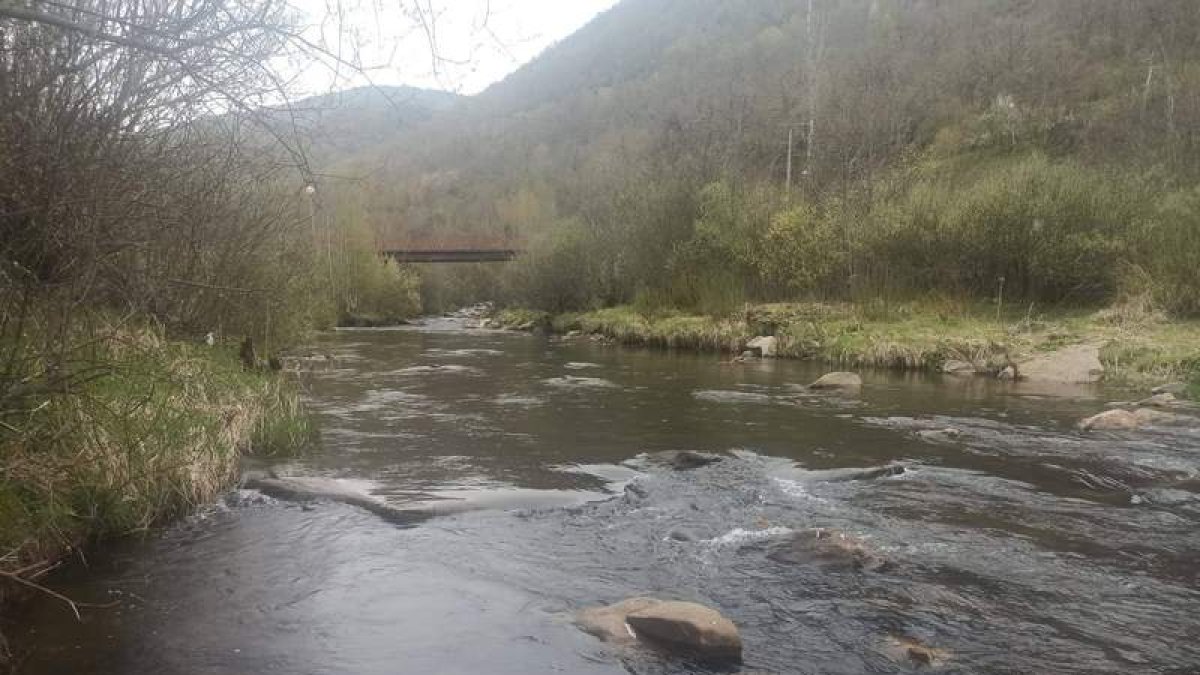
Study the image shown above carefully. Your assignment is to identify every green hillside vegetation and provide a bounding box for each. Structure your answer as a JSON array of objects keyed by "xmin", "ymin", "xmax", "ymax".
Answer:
[
  {"xmin": 299, "ymin": 0, "xmax": 1199, "ymax": 389},
  {"xmin": 322, "ymin": 0, "xmax": 1199, "ymax": 328}
]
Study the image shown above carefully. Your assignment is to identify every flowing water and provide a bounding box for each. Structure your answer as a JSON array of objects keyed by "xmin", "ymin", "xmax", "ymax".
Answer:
[{"xmin": 13, "ymin": 316, "xmax": 1200, "ymax": 674}]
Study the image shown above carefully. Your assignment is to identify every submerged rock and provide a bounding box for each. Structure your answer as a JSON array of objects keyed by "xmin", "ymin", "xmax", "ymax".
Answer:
[
  {"xmin": 746, "ymin": 336, "xmax": 778, "ymax": 358},
  {"xmin": 917, "ymin": 428, "xmax": 963, "ymax": 442},
  {"xmin": 884, "ymin": 636, "xmax": 951, "ymax": 668},
  {"xmin": 1079, "ymin": 409, "xmax": 1139, "ymax": 432},
  {"xmin": 1132, "ymin": 407, "xmax": 1191, "ymax": 427},
  {"xmin": 1135, "ymin": 393, "xmax": 1198, "ymax": 411},
  {"xmin": 645, "ymin": 450, "xmax": 723, "ymax": 471},
  {"xmin": 1079, "ymin": 407, "xmax": 1194, "ymax": 431},
  {"xmin": 808, "ymin": 372, "xmax": 863, "ymax": 391},
  {"xmin": 576, "ymin": 598, "xmax": 743, "ymax": 663},
  {"xmin": 1138, "ymin": 393, "xmax": 1179, "ymax": 408},
  {"xmin": 817, "ymin": 464, "xmax": 907, "ymax": 482},
  {"xmin": 667, "ymin": 528, "xmax": 699, "ymax": 542},
  {"xmin": 767, "ymin": 528, "xmax": 890, "ymax": 572},
  {"xmin": 244, "ymin": 476, "xmax": 424, "ymax": 526}
]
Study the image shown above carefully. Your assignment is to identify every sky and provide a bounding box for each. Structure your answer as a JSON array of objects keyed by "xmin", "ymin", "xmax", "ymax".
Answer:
[{"xmin": 289, "ymin": 0, "xmax": 620, "ymax": 96}]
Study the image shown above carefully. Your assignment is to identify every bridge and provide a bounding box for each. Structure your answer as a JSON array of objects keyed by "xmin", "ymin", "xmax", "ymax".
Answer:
[
  {"xmin": 376, "ymin": 235, "xmax": 523, "ymax": 261},
  {"xmin": 378, "ymin": 237, "xmax": 522, "ymax": 264}
]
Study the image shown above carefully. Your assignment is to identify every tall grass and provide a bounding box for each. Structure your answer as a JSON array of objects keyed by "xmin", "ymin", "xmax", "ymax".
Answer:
[{"xmin": 0, "ymin": 325, "xmax": 313, "ymax": 571}]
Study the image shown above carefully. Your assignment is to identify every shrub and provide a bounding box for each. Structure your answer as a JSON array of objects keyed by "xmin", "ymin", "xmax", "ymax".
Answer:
[
  {"xmin": 1143, "ymin": 186, "xmax": 1200, "ymax": 317},
  {"xmin": 503, "ymin": 219, "xmax": 599, "ymax": 312}
]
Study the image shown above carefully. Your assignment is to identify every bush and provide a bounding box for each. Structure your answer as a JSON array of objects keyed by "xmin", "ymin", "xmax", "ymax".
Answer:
[
  {"xmin": 503, "ymin": 219, "xmax": 599, "ymax": 312},
  {"xmin": 1143, "ymin": 186, "xmax": 1200, "ymax": 316},
  {"xmin": 858, "ymin": 154, "xmax": 1139, "ymax": 305},
  {"xmin": 760, "ymin": 202, "xmax": 848, "ymax": 297}
]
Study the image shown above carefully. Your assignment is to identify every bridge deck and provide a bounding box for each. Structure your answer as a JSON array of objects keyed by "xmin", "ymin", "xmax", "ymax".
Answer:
[{"xmin": 381, "ymin": 248, "xmax": 520, "ymax": 263}]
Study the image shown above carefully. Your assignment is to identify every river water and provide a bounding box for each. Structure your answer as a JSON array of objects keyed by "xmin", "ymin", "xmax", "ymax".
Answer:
[{"xmin": 14, "ymin": 317, "xmax": 1200, "ymax": 674}]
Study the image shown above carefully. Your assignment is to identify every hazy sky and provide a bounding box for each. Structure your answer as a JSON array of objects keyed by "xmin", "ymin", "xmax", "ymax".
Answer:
[{"xmin": 290, "ymin": 0, "xmax": 620, "ymax": 95}]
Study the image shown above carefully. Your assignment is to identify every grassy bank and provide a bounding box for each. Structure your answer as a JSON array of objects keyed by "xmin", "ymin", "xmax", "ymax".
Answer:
[
  {"xmin": 496, "ymin": 303, "xmax": 1200, "ymax": 393},
  {"xmin": 0, "ymin": 328, "xmax": 314, "ymax": 650}
]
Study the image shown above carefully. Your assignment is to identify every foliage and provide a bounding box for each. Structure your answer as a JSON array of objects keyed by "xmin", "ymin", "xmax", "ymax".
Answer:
[
  {"xmin": 856, "ymin": 153, "xmax": 1141, "ymax": 304},
  {"xmin": 0, "ymin": 325, "xmax": 313, "ymax": 568},
  {"xmin": 486, "ymin": 146, "xmax": 1200, "ymax": 323},
  {"xmin": 501, "ymin": 220, "xmax": 600, "ymax": 313},
  {"xmin": 1141, "ymin": 187, "xmax": 1200, "ymax": 317}
]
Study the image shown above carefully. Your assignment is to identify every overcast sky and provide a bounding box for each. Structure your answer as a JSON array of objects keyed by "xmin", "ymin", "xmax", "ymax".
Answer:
[{"xmin": 288, "ymin": 0, "xmax": 620, "ymax": 96}]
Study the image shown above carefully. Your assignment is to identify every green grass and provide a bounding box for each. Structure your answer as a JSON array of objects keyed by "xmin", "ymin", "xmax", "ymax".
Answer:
[
  {"xmin": 492, "ymin": 308, "xmax": 551, "ymax": 330},
  {"xmin": 522, "ymin": 300, "xmax": 1200, "ymax": 392},
  {"xmin": 0, "ymin": 329, "xmax": 314, "ymax": 576}
]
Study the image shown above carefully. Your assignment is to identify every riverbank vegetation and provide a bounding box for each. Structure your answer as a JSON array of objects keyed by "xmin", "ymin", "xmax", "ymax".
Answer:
[
  {"xmin": 0, "ymin": 0, "xmax": 409, "ymax": 647},
  {"xmin": 0, "ymin": 326, "xmax": 314, "ymax": 573},
  {"xmin": 368, "ymin": 1, "xmax": 1200, "ymax": 393},
  {"xmin": 493, "ymin": 300, "xmax": 1200, "ymax": 393}
]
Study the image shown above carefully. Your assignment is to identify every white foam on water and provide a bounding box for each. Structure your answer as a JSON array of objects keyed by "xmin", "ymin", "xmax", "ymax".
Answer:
[
  {"xmin": 705, "ymin": 526, "xmax": 794, "ymax": 546},
  {"xmin": 542, "ymin": 376, "xmax": 619, "ymax": 389},
  {"xmin": 692, "ymin": 390, "xmax": 774, "ymax": 404},
  {"xmin": 773, "ymin": 478, "xmax": 829, "ymax": 503}
]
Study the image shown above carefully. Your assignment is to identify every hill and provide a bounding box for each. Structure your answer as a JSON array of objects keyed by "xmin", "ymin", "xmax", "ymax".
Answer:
[
  {"xmin": 267, "ymin": 85, "xmax": 462, "ymax": 170},
  {"xmin": 333, "ymin": 0, "xmax": 1200, "ymax": 316}
]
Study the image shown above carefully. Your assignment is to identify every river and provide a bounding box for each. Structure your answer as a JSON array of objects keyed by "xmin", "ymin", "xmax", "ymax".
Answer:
[{"xmin": 14, "ymin": 316, "xmax": 1200, "ymax": 674}]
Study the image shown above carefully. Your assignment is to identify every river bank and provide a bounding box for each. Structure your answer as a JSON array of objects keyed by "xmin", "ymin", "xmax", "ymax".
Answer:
[
  {"xmin": 492, "ymin": 302, "xmax": 1200, "ymax": 394},
  {"xmin": 0, "ymin": 329, "xmax": 313, "ymax": 664}
]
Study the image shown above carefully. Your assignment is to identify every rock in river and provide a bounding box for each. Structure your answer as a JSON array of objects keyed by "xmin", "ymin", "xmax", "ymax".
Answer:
[
  {"xmin": 1078, "ymin": 409, "xmax": 1139, "ymax": 432},
  {"xmin": 1079, "ymin": 407, "xmax": 1194, "ymax": 431},
  {"xmin": 244, "ymin": 476, "xmax": 424, "ymax": 526},
  {"xmin": 626, "ymin": 601, "xmax": 743, "ymax": 663},
  {"xmin": 808, "ymin": 371, "xmax": 863, "ymax": 392},
  {"xmin": 644, "ymin": 450, "xmax": 723, "ymax": 471},
  {"xmin": 767, "ymin": 528, "xmax": 890, "ymax": 572},
  {"xmin": 576, "ymin": 597, "xmax": 657, "ymax": 645},
  {"xmin": 1152, "ymin": 382, "xmax": 1188, "ymax": 396},
  {"xmin": 576, "ymin": 598, "xmax": 742, "ymax": 663},
  {"xmin": 745, "ymin": 335, "xmax": 778, "ymax": 358}
]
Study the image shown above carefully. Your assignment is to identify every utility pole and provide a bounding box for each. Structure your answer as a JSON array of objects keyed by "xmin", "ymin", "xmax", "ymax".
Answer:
[{"xmin": 786, "ymin": 126, "xmax": 794, "ymax": 192}]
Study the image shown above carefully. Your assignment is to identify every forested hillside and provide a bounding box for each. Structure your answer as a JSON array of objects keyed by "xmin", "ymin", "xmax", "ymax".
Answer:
[
  {"xmin": 327, "ymin": 0, "xmax": 1200, "ymax": 317},
  {"xmin": 266, "ymin": 85, "xmax": 461, "ymax": 169}
]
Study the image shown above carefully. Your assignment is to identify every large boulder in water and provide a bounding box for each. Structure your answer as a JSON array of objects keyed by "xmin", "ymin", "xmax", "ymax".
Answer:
[
  {"xmin": 808, "ymin": 372, "xmax": 863, "ymax": 391},
  {"xmin": 576, "ymin": 598, "xmax": 743, "ymax": 663},
  {"xmin": 1079, "ymin": 407, "xmax": 1194, "ymax": 431},
  {"xmin": 575, "ymin": 597, "xmax": 657, "ymax": 645},
  {"xmin": 626, "ymin": 601, "xmax": 743, "ymax": 663},
  {"xmin": 1078, "ymin": 409, "xmax": 1139, "ymax": 431}
]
